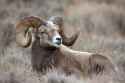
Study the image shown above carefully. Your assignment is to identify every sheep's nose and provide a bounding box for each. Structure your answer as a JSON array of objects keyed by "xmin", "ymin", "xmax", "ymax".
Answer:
[
  {"xmin": 56, "ymin": 37, "xmax": 61, "ymax": 41},
  {"xmin": 55, "ymin": 37, "xmax": 62, "ymax": 45}
]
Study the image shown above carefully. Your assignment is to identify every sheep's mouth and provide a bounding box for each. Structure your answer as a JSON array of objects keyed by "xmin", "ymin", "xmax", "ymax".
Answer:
[
  {"xmin": 55, "ymin": 40, "xmax": 61, "ymax": 45},
  {"xmin": 45, "ymin": 40, "xmax": 62, "ymax": 48},
  {"xmin": 52, "ymin": 41, "xmax": 62, "ymax": 47}
]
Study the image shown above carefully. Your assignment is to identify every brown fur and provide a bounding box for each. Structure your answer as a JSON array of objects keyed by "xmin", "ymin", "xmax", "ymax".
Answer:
[{"xmin": 31, "ymin": 39, "xmax": 114, "ymax": 77}]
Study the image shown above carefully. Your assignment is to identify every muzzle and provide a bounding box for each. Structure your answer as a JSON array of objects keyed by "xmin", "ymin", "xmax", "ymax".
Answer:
[{"xmin": 52, "ymin": 34, "xmax": 62, "ymax": 46}]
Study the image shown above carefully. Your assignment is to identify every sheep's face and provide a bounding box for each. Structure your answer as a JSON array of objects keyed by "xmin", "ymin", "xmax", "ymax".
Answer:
[
  {"xmin": 36, "ymin": 21, "xmax": 62, "ymax": 48},
  {"xmin": 16, "ymin": 16, "xmax": 79, "ymax": 48}
]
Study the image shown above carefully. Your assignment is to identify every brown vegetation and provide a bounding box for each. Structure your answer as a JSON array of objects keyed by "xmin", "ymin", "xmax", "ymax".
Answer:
[{"xmin": 0, "ymin": 0, "xmax": 125, "ymax": 83}]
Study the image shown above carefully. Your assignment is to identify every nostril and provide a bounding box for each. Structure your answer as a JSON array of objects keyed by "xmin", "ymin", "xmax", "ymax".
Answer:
[
  {"xmin": 54, "ymin": 37, "xmax": 62, "ymax": 45},
  {"xmin": 56, "ymin": 37, "xmax": 61, "ymax": 41}
]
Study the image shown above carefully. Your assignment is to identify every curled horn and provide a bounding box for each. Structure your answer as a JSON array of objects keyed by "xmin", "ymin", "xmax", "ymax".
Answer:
[
  {"xmin": 49, "ymin": 16, "xmax": 79, "ymax": 46},
  {"xmin": 16, "ymin": 16, "xmax": 44, "ymax": 47}
]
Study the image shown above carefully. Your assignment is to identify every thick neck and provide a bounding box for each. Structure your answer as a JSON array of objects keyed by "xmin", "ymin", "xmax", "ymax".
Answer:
[{"xmin": 31, "ymin": 41, "xmax": 61, "ymax": 72}]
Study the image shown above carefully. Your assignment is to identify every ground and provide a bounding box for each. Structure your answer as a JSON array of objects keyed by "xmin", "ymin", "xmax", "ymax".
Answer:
[{"xmin": 0, "ymin": 0, "xmax": 125, "ymax": 83}]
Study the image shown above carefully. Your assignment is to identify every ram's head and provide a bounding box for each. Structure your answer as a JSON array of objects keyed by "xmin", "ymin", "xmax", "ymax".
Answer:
[{"xmin": 16, "ymin": 16, "xmax": 79, "ymax": 48}]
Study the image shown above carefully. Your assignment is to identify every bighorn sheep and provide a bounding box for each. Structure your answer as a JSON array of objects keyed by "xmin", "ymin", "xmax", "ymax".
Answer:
[{"xmin": 16, "ymin": 16, "xmax": 114, "ymax": 77}]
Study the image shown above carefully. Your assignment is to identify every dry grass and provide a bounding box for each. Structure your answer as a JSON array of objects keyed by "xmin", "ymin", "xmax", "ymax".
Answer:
[{"xmin": 0, "ymin": 0, "xmax": 125, "ymax": 83}]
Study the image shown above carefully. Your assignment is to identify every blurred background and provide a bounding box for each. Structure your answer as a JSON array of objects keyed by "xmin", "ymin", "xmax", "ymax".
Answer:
[{"xmin": 0, "ymin": 0, "xmax": 125, "ymax": 83}]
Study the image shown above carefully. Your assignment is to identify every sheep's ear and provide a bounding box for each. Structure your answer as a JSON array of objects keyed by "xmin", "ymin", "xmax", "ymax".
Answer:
[{"xmin": 88, "ymin": 54, "xmax": 114, "ymax": 75}]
